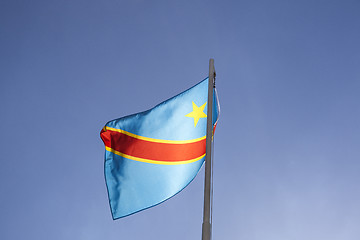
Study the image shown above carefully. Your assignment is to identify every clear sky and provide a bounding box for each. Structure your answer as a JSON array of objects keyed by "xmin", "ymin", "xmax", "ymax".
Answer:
[{"xmin": 1, "ymin": 0, "xmax": 360, "ymax": 239}]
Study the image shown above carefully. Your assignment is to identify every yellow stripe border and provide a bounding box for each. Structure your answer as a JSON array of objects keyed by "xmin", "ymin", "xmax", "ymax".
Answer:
[{"xmin": 104, "ymin": 126, "xmax": 206, "ymax": 144}]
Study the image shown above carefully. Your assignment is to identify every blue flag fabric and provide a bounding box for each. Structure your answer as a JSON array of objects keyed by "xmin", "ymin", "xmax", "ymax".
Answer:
[{"xmin": 100, "ymin": 78, "xmax": 219, "ymax": 219}]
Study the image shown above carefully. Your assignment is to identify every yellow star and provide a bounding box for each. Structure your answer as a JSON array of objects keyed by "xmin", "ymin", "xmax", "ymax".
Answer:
[{"xmin": 185, "ymin": 101, "xmax": 207, "ymax": 127}]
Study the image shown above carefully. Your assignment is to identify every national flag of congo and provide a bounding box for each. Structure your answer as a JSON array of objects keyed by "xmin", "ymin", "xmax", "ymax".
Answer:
[{"xmin": 100, "ymin": 78, "xmax": 219, "ymax": 219}]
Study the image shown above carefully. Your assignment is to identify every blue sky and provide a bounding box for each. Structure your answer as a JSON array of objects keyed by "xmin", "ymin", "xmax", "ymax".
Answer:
[{"xmin": 1, "ymin": 0, "xmax": 360, "ymax": 239}]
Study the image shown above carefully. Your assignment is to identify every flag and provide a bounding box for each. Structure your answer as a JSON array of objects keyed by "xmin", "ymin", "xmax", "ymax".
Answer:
[{"xmin": 100, "ymin": 78, "xmax": 219, "ymax": 219}]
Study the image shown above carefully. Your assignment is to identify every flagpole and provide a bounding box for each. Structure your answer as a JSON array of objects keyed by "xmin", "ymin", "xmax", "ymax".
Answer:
[{"xmin": 202, "ymin": 58, "xmax": 215, "ymax": 240}]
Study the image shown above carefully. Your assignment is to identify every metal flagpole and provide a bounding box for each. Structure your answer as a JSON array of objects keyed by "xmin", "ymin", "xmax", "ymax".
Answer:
[{"xmin": 202, "ymin": 58, "xmax": 215, "ymax": 240}]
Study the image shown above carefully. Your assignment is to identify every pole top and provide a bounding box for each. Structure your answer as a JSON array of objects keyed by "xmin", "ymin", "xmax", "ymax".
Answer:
[{"xmin": 209, "ymin": 59, "xmax": 216, "ymax": 87}]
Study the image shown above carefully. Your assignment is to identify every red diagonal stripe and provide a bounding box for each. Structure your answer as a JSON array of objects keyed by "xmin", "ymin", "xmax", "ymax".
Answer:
[{"xmin": 100, "ymin": 129, "xmax": 206, "ymax": 162}]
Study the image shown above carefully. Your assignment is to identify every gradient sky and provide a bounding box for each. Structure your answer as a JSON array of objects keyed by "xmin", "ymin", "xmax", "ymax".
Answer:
[{"xmin": 1, "ymin": 0, "xmax": 360, "ymax": 239}]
